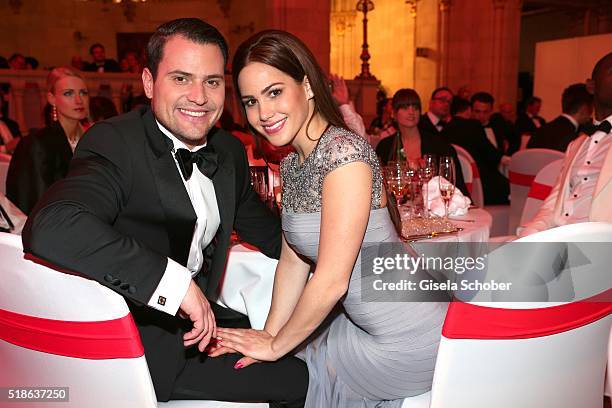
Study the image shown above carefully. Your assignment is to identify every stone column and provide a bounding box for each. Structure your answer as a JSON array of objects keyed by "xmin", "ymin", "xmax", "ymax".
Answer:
[
  {"xmin": 490, "ymin": 0, "xmax": 506, "ymax": 99},
  {"xmin": 406, "ymin": 0, "xmax": 419, "ymax": 87},
  {"xmin": 437, "ymin": 0, "xmax": 452, "ymax": 86}
]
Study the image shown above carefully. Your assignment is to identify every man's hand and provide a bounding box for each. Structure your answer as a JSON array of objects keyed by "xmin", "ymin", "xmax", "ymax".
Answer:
[{"xmin": 178, "ymin": 280, "xmax": 216, "ymax": 352}]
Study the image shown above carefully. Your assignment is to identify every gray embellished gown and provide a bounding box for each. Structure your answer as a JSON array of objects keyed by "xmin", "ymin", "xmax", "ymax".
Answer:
[{"xmin": 280, "ymin": 126, "xmax": 448, "ymax": 407}]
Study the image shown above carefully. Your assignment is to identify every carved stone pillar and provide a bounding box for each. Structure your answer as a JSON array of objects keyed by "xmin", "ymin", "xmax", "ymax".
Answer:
[
  {"xmin": 491, "ymin": 0, "xmax": 507, "ymax": 99},
  {"xmin": 437, "ymin": 0, "xmax": 451, "ymax": 86},
  {"xmin": 406, "ymin": 0, "xmax": 419, "ymax": 86}
]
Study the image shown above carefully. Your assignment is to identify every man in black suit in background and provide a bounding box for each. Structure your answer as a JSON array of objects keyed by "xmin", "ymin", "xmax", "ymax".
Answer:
[
  {"xmin": 527, "ymin": 83, "xmax": 593, "ymax": 152},
  {"xmin": 444, "ymin": 97, "xmax": 510, "ymax": 205},
  {"xmin": 419, "ymin": 87, "xmax": 453, "ymax": 135},
  {"xmin": 516, "ymin": 96, "xmax": 546, "ymax": 137},
  {"xmin": 83, "ymin": 43, "xmax": 121, "ymax": 73},
  {"xmin": 490, "ymin": 102, "xmax": 520, "ymax": 155},
  {"xmin": 23, "ymin": 18, "xmax": 307, "ymax": 407}
]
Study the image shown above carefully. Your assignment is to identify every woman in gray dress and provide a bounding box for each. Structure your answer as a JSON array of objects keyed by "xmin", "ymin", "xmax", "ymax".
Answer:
[{"xmin": 215, "ymin": 30, "xmax": 448, "ymax": 407}]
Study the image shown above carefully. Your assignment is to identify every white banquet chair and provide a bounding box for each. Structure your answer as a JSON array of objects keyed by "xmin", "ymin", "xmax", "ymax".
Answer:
[
  {"xmin": 402, "ymin": 222, "xmax": 612, "ymax": 408},
  {"xmin": 0, "ymin": 232, "xmax": 267, "ymax": 408},
  {"xmin": 518, "ymin": 158, "xmax": 563, "ymax": 228},
  {"xmin": 507, "ymin": 148, "xmax": 564, "ymax": 234}
]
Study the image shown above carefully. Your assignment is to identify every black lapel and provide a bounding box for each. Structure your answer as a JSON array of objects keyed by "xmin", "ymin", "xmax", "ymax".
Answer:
[
  {"xmin": 142, "ymin": 108, "xmax": 196, "ymax": 266},
  {"xmin": 208, "ymin": 128, "xmax": 236, "ymax": 236}
]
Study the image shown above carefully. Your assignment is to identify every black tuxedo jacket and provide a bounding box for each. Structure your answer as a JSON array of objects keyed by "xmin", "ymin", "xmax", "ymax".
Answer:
[
  {"xmin": 23, "ymin": 107, "xmax": 281, "ymax": 400},
  {"xmin": 418, "ymin": 113, "xmax": 442, "ymax": 135},
  {"xmin": 442, "ymin": 117, "xmax": 509, "ymax": 205},
  {"xmin": 516, "ymin": 111, "xmax": 545, "ymax": 136},
  {"xmin": 526, "ymin": 115, "xmax": 578, "ymax": 152},
  {"xmin": 6, "ymin": 122, "xmax": 72, "ymax": 214},
  {"xmin": 83, "ymin": 59, "xmax": 121, "ymax": 73},
  {"xmin": 375, "ymin": 130, "xmax": 469, "ymax": 197},
  {"xmin": 489, "ymin": 113, "xmax": 520, "ymax": 155}
]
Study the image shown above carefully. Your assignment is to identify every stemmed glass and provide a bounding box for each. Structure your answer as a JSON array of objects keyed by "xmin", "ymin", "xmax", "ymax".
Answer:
[
  {"xmin": 438, "ymin": 156, "xmax": 456, "ymax": 220},
  {"xmin": 384, "ymin": 164, "xmax": 409, "ymax": 204},
  {"xmin": 422, "ymin": 154, "xmax": 438, "ymax": 178}
]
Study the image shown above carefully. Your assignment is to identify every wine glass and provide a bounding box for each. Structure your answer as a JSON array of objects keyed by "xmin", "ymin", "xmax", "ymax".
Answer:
[
  {"xmin": 438, "ymin": 156, "xmax": 456, "ymax": 220},
  {"xmin": 422, "ymin": 154, "xmax": 438, "ymax": 177}
]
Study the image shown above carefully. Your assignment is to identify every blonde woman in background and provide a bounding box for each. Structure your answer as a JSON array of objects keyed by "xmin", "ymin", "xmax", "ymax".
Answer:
[{"xmin": 6, "ymin": 67, "xmax": 89, "ymax": 214}]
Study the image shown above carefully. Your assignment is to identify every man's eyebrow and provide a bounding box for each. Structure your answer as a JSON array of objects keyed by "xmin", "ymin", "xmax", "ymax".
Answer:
[
  {"xmin": 241, "ymin": 82, "xmax": 284, "ymax": 99},
  {"xmin": 166, "ymin": 70, "xmax": 192, "ymax": 77}
]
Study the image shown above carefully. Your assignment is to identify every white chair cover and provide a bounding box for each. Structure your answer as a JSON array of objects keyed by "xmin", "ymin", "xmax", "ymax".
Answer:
[
  {"xmin": 508, "ymin": 149, "xmax": 564, "ymax": 234},
  {"xmin": 518, "ymin": 159, "xmax": 563, "ymax": 227},
  {"xmin": 0, "ymin": 232, "xmax": 268, "ymax": 408},
  {"xmin": 421, "ymin": 223, "xmax": 612, "ymax": 407}
]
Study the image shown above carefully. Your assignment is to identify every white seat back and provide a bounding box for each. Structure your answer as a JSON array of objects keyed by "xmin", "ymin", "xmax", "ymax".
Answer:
[
  {"xmin": 0, "ymin": 233, "xmax": 268, "ymax": 408},
  {"xmin": 508, "ymin": 149, "xmax": 564, "ymax": 234},
  {"xmin": 519, "ymin": 159, "xmax": 563, "ymax": 227},
  {"xmin": 428, "ymin": 223, "xmax": 612, "ymax": 407},
  {"xmin": 452, "ymin": 144, "xmax": 484, "ymax": 207}
]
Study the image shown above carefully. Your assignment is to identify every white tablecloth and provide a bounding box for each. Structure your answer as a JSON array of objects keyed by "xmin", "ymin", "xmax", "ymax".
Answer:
[
  {"xmin": 217, "ymin": 209, "xmax": 492, "ymax": 329},
  {"xmin": 216, "ymin": 244, "xmax": 278, "ymax": 330}
]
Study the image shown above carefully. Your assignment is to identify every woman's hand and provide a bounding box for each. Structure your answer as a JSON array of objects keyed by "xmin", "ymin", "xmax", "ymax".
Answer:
[
  {"xmin": 216, "ymin": 327, "xmax": 282, "ymax": 362},
  {"xmin": 206, "ymin": 340, "xmax": 262, "ymax": 369}
]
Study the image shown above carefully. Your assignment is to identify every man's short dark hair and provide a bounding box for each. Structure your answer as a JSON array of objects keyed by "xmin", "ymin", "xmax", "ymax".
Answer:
[
  {"xmin": 89, "ymin": 43, "xmax": 104, "ymax": 55},
  {"xmin": 561, "ymin": 83, "xmax": 592, "ymax": 114},
  {"xmin": 431, "ymin": 86, "xmax": 453, "ymax": 99},
  {"xmin": 146, "ymin": 18, "xmax": 228, "ymax": 79},
  {"xmin": 526, "ymin": 96, "xmax": 542, "ymax": 106},
  {"xmin": 470, "ymin": 91, "xmax": 494, "ymax": 107},
  {"xmin": 451, "ymin": 97, "xmax": 470, "ymax": 116}
]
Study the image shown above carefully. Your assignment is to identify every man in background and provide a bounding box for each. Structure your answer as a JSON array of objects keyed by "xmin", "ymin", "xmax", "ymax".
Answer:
[
  {"xmin": 516, "ymin": 96, "xmax": 546, "ymax": 137},
  {"xmin": 527, "ymin": 83, "xmax": 593, "ymax": 152},
  {"xmin": 519, "ymin": 52, "xmax": 612, "ymax": 236},
  {"xmin": 83, "ymin": 43, "xmax": 121, "ymax": 73},
  {"xmin": 419, "ymin": 87, "xmax": 453, "ymax": 135}
]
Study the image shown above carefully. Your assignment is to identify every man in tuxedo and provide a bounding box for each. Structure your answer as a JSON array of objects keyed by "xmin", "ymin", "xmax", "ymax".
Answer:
[
  {"xmin": 83, "ymin": 43, "xmax": 121, "ymax": 73},
  {"xmin": 519, "ymin": 52, "xmax": 612, "ymax": 236},
  {"xmin": 516, "ymin": 96, "xmax": 546, "ymax": 137},
  {"xmin": 490, "ymin": 102, "xmax": 520, "ymax": 155},
  {"xmin": 444, "ymin": 97, "xmax": 510, "ymax": 205},
  {"xmin": 527, "ymin": 83, "xmax": 593, "ymax": 152},
  {"xmin": 419, "ymin": 87, "xmax": 453, "ymax": 135},
  {"xmin": 471, "ymin": 92, "xmax": 510, "ymax": 154},
  {"xmin": 23, "ymin": 18, "xmax": 307, "ymax": 406}
]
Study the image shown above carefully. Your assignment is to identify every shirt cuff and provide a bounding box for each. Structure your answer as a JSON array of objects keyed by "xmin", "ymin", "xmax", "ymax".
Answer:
[{"xmin": 147, "ymin": 258, "xmax": 191, "ymax": 315}]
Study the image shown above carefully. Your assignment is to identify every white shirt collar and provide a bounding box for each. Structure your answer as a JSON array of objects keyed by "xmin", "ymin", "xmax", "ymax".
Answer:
[
  {"xmin": 155, "ymin": 119, "xmax": 207, "ymax": 151},
  {"xmin": 561, "ymin": 113, "xmax": 579, "ymax": 131},
  {"xmin": 427, "ymin": 111, "xmax": 442, "ymax": 126},
  {"xmin": 593, "ymin": 112, "xmax": 612, "ymax": 128}
]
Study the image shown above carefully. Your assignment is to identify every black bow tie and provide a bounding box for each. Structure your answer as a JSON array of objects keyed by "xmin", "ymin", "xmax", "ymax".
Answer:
[
  {"xmin": 583, "ymin": 121, "xmax": 611, "ymax": 136},
  {"xmin": 175, "ymin": 146, "xmax": 218, "ymax": 180}
]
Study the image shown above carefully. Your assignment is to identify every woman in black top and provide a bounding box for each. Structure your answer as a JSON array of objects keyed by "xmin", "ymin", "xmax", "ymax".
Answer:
[
  {"xmin": 376, "ymin": 88, "xmax": 468, "ymax": 196},
  {"xmin": 7, "ymin": 67, "xmax": 89, "ymax": 214}
]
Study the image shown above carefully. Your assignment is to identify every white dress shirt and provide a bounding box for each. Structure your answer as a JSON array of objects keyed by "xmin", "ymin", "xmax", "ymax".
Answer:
[
  {"xmin": 561, "ymin": 114, "xmax": 612, "ymax": 225},
  {"xmin": 147, "ymin": 121, "xmax": 221, "ymax": 315}
]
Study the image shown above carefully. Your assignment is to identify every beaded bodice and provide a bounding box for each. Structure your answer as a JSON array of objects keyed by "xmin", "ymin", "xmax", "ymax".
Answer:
[{"xmin": 280, "ymin": 126, "xmax": 383, "ymax": 214}]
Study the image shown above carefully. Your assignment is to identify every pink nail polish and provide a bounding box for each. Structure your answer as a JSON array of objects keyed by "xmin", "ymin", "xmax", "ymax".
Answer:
[{"xmin": 234, "ymin": 362, "xmax": 243, "ymax": 370}]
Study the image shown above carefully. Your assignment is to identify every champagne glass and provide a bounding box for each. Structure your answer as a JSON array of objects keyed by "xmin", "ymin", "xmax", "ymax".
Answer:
[
  {"xmin": 422, "ymin": 154, "xmax": 438, "ymax": 177},
  {"xmin": 438, "ymin": 156, "xmax": 456, "ymax": 220}
]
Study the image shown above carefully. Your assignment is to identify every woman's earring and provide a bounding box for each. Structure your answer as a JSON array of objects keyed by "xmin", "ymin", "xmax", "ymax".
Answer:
[{"xmin": 52, "ymin": 105, "xmax": 58, "ymax": 122}]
